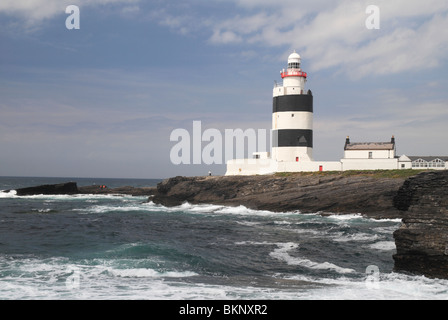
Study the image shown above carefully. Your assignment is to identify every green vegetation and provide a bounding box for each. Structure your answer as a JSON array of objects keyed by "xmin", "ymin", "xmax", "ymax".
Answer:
[{"xmin": 274, "ymin": 169, "xmax": 429, "ymax": 179}]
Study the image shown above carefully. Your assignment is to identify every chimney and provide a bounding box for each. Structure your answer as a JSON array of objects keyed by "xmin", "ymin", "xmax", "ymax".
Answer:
[{"xmin": 391, "ymin": 135, "xmax": 395, "ymax": 144}]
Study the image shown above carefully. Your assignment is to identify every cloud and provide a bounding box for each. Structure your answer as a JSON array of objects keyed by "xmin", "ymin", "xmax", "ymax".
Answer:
[
  {"xmin": 206, "ymin": 0, "xmax": 448, "ymax": 78},
  {"xmin": 210, "ymin": 30, "xmax": 243, "ymax": 44},
  {"xmin": 0, "ymin": 0, "xmax": 140, "ymax": 29}
]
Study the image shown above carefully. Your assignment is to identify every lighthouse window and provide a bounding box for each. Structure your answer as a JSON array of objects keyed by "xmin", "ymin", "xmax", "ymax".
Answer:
[
  {"xmin": 288, "ymin": 62, "xmax": 300, "ymax": 69},
  {"xmin": 291, "ymin": 114, "xmax": 294, "ymax": 117}
]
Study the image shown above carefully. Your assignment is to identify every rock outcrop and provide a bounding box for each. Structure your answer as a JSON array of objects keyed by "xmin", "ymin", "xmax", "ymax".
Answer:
[
  {"xmin": 78, "ymin": 185, "xmax": 156, "ymax": 196},
  {"xmin": 4, "ymin": 182, "xmax": 156, "ymax": 197},
  {"xmin": 12, "ymin": 182, "xmax": 79, "ymax": 196},
  {"xmin": 393, "ymin": 171, "xmax": 448, "ymax": 279},
  {"xmin": 151, "ymin": 173, "xmax": 407, "ymax": 219}
]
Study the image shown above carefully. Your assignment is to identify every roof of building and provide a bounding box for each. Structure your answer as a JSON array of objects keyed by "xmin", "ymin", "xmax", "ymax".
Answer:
[
  {"xmin": 408, "ymin": 156, "xmax": 448, "ymax": 162},
  {"xmin": 344, "ymin": 136, "xmax": 396, "ymax": 151},
  {"xmin": 344, "ymin": 142, "xmax": 395, "ymax": 151}
]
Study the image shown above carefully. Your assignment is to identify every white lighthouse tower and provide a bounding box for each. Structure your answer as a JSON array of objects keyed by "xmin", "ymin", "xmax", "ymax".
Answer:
[{"xmin": 272, "ymin": 51, "xmax": 313, "ymax": 164}]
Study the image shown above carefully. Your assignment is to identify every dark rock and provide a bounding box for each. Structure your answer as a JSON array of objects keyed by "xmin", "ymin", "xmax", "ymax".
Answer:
[
  {"xmin": 4, "ymin": 182, "xmax": 156, "ymax": 197},
  {"xmin": 78, "ymin": 185, "xmax": 156, "ymax": 196},
  {"xmin": 151, "ymin": 173, "xmax": 406, "ymax": 219},
  {"xmin": 393, "ymin": 171, "xmax": 448, "ymax": 279},
  {"xmin": 14, "ymin": 182, "xmax": 78, "ymax": 196}
]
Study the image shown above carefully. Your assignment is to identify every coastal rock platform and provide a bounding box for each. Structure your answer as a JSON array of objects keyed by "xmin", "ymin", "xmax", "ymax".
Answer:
[{"xmin": 151, "ymin": 172, "xmax": 407, "ymax": 220}]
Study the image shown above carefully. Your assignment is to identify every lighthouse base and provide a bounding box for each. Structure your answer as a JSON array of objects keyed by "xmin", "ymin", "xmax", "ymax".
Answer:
[{"xmin": 225, "ymin": 157, "xmax": 342, "ymax": 176}]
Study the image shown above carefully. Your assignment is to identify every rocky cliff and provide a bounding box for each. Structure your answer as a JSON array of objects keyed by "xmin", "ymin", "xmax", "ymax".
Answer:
[
  {"xmin": 151, "ymin": 173, "xmax": 407, "ymax": 219},
  {"xmin": 393, "ymin": 171, "xmax": 448, "ymax": 279}
]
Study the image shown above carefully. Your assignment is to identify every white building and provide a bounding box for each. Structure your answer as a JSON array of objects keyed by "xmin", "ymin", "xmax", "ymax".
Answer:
[
  {"xmin": 225, "ymin": 52, "xmax": 446, "ymax": 175},
  {"xmin": 341, "ymin": 136, "xmax": 399, "ymax": 170},
  {"xmin": 398, "ymin": 156, "xmax": 448, "ymax": 170}
]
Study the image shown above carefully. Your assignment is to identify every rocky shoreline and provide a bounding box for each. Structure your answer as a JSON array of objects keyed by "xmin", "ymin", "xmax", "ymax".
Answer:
[
  {"xmin": 3, "ymin": 170, "xmax": 448, "ymax": 279},
  {"xmin": 151, "ymin": 173, "xmax": 406, "ymax": 220}
]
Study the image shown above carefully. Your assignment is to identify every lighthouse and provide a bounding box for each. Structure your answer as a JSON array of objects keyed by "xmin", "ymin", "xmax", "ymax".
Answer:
[
  {"xmin": 272, "ymin": 51, "xmax": 313, "ymax": 163},
  {"xmin": 225, "ymin": 50, "xmax": 420, "ymax": 175}
]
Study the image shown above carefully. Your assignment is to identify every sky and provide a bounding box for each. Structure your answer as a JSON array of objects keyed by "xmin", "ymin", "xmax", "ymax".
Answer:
[{"xmin": 1, "ymin": 0, "xmax": 447, "ymax": 179}]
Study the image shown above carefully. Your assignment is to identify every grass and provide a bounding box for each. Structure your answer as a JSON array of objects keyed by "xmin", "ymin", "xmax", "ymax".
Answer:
[{"xmin": 274, "ymin": 169, "xmax": 430, "ymax": 179}]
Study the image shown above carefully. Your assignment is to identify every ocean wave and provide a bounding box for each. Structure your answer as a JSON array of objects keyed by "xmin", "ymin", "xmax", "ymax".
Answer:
[
  {"xmin": 332, "ymin": 232, "xmax": 380, "ymax": 243},
  {"xmin": 269, "ymin": 242, "xmax": 356, "ymax": 274},
  {"xmin": 147, "ymin": 201, "xmax": 301, "ymax": 216},
  {"xmin": 281, "ymin": 271, "xmax": 448, "ymax": 300},
  {"xmin": 106, "ymin": 267, "xmax": 197, "ymax": 278}
]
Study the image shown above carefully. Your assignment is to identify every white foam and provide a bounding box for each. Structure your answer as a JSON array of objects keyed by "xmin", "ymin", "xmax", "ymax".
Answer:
[
  {"xmin": 0, "ymin": 191, "xmax": 141, "ymax": 201},
  {"xmin": 79, "ymin": 204, "xmax": 148, "ymax": 214},
  {"xmin": 0, "ymin": 190, "xmax": 17, "ymax": 198},
  {"xmin": 2, "ymin": 254, "xmax": 448, "ymax": 300},
  {"xmin": 34, "ymin": 208, "xmax": 53, "ymax": 213},
  {"xmin": 107, "ymin": 268, "xmax": 197, "ymax": 278},
  {"xmin": 270, "ymin": 242, "xmax": 356, "ymax": 274},
  {"xmin": 332, "ymin": 232, "xmax": 380, "ymax": 242},
  {"xmin": 368, "ymin": 241, "xmax": 396, "ymax": 251},
  {"xmin": 146, "ymin": 201, "xmax": 301, "ymax": 217},
  {"xmin": 326, "ymin": 213, "xmax": 363, "ymax": 220}
]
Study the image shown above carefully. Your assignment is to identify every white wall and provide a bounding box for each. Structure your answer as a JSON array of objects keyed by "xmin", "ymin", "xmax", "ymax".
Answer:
[
  {"xmin": 398, "ymin": 161, "xmax": 412, "ymax": 169},
  {"xmin": 272, "ymin": 146, "xmax": 313, "ymax": 162},
  {"xmin": 273, "ymin": 86, "xmax": 284, "ymax": 97},
  {"xmin": 276, "ymin": 161, "xmax": 341, "ymax": 172},
  {"xmin": 272, "ymin": 112, "xmax": 312, "ymax": 130},
  {"xmin": 341, "ymin": 158, "xmax": 398, "ymax": 170},
  {"xmin": 344, "ymin": 149, "xmax": 395, "ymax": 159},
  {"xmin": 225, "ymin": 158, "xmax": 276, "ymax": 176},
  {"xmin": 283, "ymin": 77, "xmax": 306, "ymax": 92}
]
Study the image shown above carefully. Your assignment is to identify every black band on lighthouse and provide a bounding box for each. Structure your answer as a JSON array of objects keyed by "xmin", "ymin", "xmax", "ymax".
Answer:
[
  {"xmin": 273, "ymin": 94, "xmax": 313, "ymax": 113},
  {"xmin": 272, "ymin": 129, "xmax": 313, "ymax": 148}
]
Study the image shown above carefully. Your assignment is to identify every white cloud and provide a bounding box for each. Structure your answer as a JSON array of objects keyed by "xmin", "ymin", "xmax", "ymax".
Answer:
[
  {"xmin": 205, "ymin": 0, "xmax": 448, "ymax": 78},
  {"xmin": 0, "ymin": 0, "xmax": 140, "ymax": 28},
  {"xmin": 210, "ymin": 30, "xmax": 242, "ymax": 44}
]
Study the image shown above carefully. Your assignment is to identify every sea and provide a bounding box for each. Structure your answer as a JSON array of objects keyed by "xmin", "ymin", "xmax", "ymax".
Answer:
[{"xmin": 1, "ymin": 176, "xmax": 448, "ymax": 302}]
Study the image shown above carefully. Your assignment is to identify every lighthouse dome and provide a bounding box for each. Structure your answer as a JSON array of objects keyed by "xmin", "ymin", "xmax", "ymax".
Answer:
[
  {"xmin": 288, "ymin": 51, "xmax": 301, "ymax": 64},
  {"xmin": 287, "ymin": 51, "xmax": 301, "ymax": 69}
]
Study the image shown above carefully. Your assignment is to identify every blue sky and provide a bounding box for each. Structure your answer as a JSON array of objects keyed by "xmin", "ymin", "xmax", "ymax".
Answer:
[{"xmin": 1, "ymin": 0, "xmax": 447, "ymax": 178}]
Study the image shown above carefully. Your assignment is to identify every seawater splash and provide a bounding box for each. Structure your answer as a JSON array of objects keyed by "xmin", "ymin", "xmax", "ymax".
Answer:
[{"xmin": 0, "ymin": 189, "xmax": 17, "ymax": 198}]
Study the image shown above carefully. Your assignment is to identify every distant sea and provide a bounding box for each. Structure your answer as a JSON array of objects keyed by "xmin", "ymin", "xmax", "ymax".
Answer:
[{"xmin": 1, "ymin": 176, "xmax": 448, "ymax": 300}]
